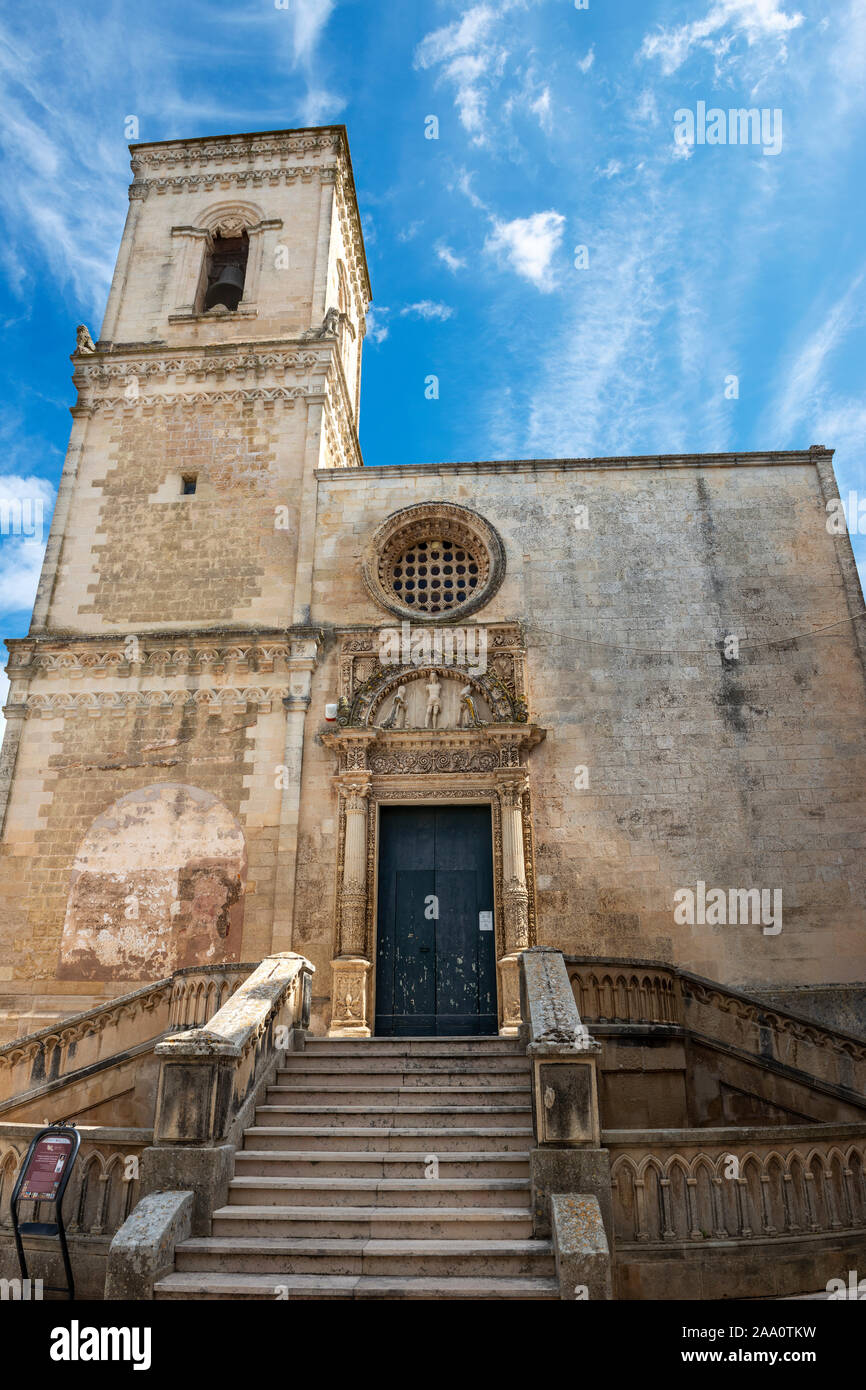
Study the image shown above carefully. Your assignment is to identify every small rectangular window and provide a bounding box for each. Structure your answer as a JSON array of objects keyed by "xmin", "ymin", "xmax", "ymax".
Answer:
[{"xmin": 181, "ymin": 475, "xmax": 197, "ymax": 495}]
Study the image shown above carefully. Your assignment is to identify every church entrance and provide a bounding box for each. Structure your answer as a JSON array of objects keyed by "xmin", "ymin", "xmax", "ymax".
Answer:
[{"xmin": 374, "ymin": 804, "xmax": 497, "ymax": 1036}]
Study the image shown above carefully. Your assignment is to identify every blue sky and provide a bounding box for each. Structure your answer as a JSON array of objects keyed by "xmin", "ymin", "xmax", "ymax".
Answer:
[{"xmin": 1, "ymin": 0, "xmax": 865, "ymax": 729}]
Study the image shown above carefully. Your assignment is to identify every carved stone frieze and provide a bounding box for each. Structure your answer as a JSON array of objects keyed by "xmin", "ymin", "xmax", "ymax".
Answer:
[
  {"xmin": 4, "ymin": 630, "xmax": 324, "ymax": 720},
  {"xmin": 74, "ymin": 349, "xmax": 330, "ymax": 384}
]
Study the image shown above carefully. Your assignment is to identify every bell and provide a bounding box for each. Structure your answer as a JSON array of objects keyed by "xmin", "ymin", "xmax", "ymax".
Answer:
[{"xmin": 204, "ymin": 263, "xmax": 245, "ymax": 312}]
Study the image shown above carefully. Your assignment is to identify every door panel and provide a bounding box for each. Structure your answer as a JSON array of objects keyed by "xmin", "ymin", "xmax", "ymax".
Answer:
[{"xmin": 375, "ymin": 805, "xmax": 496, "ymax": 1036}]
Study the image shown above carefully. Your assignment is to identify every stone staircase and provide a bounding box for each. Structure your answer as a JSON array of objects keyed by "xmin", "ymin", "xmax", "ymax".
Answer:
[{"xmin": 154, "ymin": 1036, "xmax": 559, "ymax": 1300}]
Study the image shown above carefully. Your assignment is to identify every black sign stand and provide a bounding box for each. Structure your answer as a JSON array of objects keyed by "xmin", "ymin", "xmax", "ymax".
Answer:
[{"xmin": 11, "ymin": 1121, "xmax": 81, "ymax": 1300}]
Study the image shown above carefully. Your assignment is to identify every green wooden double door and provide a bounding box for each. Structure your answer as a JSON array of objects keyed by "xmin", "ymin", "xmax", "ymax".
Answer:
[{"xmin": 375, "ymin": 805, "xmax": 497, "ymax": 1036}]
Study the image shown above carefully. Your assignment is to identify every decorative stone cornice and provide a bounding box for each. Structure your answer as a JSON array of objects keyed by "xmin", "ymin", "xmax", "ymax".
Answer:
[
  {"xmin": 324, "ymin": 724, "xmax": 545, "ymax": 775},
  {"xmin": 22, "ymin": 688, "xmax": 290, "ymax": 717},
  {"xmin": 6, "ymin": 630, "xmax": 323, "ymax": 680},
  {"xmin": 4, "ymin": 631, "xmax": 327, "ymax": 721},
  {"xmin": 129, "ymin": 130, "xmax": 341, "ymax": 173},
  {"xmin": 130, "ymin": 162, "xmax": 337, "ymax": 199},
  {"xmin": 72, "ymin": 346, "xmax": 332, "ymax": 382}
]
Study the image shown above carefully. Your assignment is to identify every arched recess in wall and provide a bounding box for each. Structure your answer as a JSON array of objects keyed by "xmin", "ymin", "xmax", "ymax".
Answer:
[{"xmin": 58, "ymin": 784, "xmax": 247, "ymax": 982}]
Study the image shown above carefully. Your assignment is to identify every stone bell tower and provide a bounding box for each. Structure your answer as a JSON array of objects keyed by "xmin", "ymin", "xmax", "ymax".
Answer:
[{"xmin": 0, "ymin": 127, "xmax": 371, "ymax": 1035}]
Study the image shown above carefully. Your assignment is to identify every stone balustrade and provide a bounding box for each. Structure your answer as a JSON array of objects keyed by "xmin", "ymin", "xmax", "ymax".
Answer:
[
  {"xmin": 566, "ymin": 959, "xmax": 682, "ymax": 1026},
  {"xmin": 0, "ymin": 963, "xmax": 257, "ymax": 1115},
  {"xmin": 566, "ymin": 956, "xmax": 866, "ymax": 1101},
  {"xmin": 607, "ymin": 1124, "xmax": 866, "ymax": 1246},
  {"xmin": 152, "ymin": 952, "xmax": 314, "ymax": 1149},
  {"xmin": 0, "ymin": 984, "xmax": 173, "ymax": 1109},
  {"xmin": 167, "ymin": 962, "xmax": 253, "ymax": 1028},
  {"xmin": 0, "ymin": 1122, "xmax": 150, "ymax": 1238}
]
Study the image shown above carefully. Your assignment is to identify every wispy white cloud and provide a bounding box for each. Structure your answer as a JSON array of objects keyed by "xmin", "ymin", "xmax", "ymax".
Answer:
[
  {"xmin": 484, "ymin": 211, "xmax": 565, "ymax": 292},
  {"xmin": 399, "ymin": 300, "xmax": 455, "ymax": 321},
  {"xmin": 0, "ymin": 536, "xmax": 47, "ymax": 616},
  {"xmin": 0, "ymin": 474, "xmax": 55, "ymax": 623},
  {"xmin": 764, "ymin": 272, "xmax": 866, "ymax": 442},
  {"xmin": 365, "ymin": 307, "xmax": 391, "ymax": 344},
  {"xmin": 640, "ymin": 0, "xmax": 804, "ymax": 76},
  {"xmin": 414, "ymin": 1, "xmax": 542, "ymax": 145},
  {"xmin": 397, "ymin": 221, "xmax": 424, "ymax": 243},
  {"xmin": 288, "ymin": 0, "xmax": 336, "ymax": 64},
  {"xmin": 529, "ymin": 86, "xmax": 553, "ymax": 132},
  {"xmin": 577, "ymin": 48, "xmax": 595, "ymax": 75},
  {"xmin": 436, "ymin": 243, "xmax": 467, "ymax": 272}
]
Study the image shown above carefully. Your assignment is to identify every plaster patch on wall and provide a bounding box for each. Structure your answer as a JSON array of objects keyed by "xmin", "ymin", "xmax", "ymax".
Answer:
[{"xmin": 58, "ymin": 783, "xmax": 246, "ymax": 981}]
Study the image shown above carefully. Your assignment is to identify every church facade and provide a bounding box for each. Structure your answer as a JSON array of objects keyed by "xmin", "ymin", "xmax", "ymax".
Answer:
[
  {"xmin": 1, "ymin": 124, "xmax": 865, "ymax": 1046},
  {"xmin": 1, "ymin": 125, "xmax": 866, "ymax": 1301}
]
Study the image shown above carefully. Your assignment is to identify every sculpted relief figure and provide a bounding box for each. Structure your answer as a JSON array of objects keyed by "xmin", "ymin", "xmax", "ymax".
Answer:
[
  {"xmin": 458, "ymin": 683, "xmax": 482, "ymax": 728},
  {"xmin": 425, "ymin": 676, "xmax": 441, "ymax": 729},
  {"xmin": 382, "ymin": 684, "xmax": 407, "ymax": 729}
]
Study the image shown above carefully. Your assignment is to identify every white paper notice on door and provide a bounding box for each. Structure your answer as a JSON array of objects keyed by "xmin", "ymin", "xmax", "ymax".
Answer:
[{"xmin": 478, "ymin": 911, "xmax": 493, "ymax": 932}]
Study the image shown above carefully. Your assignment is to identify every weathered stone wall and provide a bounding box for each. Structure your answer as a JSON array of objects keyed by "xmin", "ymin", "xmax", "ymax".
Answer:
[
  {"xmin": 44, "ymin": 404, "xmax": 303, "ymax": 633},
  {"xmin": 298, "ymin": 452, "xmax": 866, "ymax": 1016},
  {"xmin": 0, "ymin": 652, "xmax": 289, "ymax": 1034}
]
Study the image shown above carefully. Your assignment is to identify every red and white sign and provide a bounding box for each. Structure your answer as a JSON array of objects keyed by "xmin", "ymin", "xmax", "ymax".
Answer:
[{"xmin": 21, "ymin": 1135, "xmax": 73, "ymax": 1201}]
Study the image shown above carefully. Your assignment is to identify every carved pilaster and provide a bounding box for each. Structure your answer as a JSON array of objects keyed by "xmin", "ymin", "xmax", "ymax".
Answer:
[
  {"xmin": 271, "ymin": 629, "xmax": 323, "ymax": 952},
  {"xmin": 170, "ymin": 226, "xmax": 209, "ymax": 314},
  {"xmin": 498, "ymin": 775, "xmax": 531, "ymax": 953},
  {"xmin": 328, "ymin": 956, "xmax": 371, "ymax": 1038},
  {"xmin": 497, "ymin": 952, "xmax": 523, "ymax": 1037},
  {"xmin": 337, "ymin": 774, "xmax": 371, "ymax": 957}
]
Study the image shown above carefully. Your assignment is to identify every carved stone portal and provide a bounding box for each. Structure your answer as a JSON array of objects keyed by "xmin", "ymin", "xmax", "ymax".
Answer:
[{"xmin": 323, "ymin": 715, "xmax": 544, "ymax": 1038}]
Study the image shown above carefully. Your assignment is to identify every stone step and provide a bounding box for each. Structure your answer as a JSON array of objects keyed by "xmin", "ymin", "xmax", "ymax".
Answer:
[
  {"xmin": 300, "ymin": 1040, "xmax": 523, "ymax": 1057},
  {"xmin": 174, "ymin": 1237, "xmax": 554, "ymax": 1278},
  {"xmin": 264, "ymin": 1083, "xmax": 531, "ymax": 1106},
  {"xmin": 274, "ymin": 1068, "xmax": 530, "ymax": 1087},
  {"xmin": 254, "ymin": 1104, "xmax": 532, "ymax": 1129},
  {"xmin": 154, "ymin": 1271, "xmax": 559, "ymax": 1300},
  {"xmin": 277, "ymin": 1058, "xmax": 530, "ymax": 1077},
  {"xmin": 234, "ymin": 1150, "xmax": 530, "ymax": 1179},
  {"xmin": 242, "ymin": 1126, "xmax": 534, "ymax": 1152},
  {"xmin": 210, "ymin": 1205, "xmax": 535, "ymax": 1240},
  {"xmin": 227, "ymin": 1176, "xmax": 532, "ymax": 1208}
]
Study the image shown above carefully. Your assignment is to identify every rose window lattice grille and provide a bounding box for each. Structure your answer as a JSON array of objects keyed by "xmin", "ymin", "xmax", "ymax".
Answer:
[
  {"xmin": 364, "ymin": 504, "xmax": 506, "ymax": 622},
  {"xmin": 384, "ymin": 533, "xmax": 487, "ymax": 615}
]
